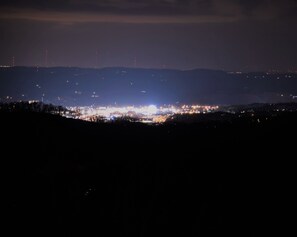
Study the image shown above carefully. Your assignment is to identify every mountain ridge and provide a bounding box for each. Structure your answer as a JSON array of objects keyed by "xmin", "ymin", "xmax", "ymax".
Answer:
[{"xmin": 1, "ymin": 67, "xmax": 296, "ymax": 106}]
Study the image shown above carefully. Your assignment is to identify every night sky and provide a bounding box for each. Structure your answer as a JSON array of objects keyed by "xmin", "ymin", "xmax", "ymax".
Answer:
[{"xmin": 0, "ymin": 0, "xmax": 296, "ymax": 71}]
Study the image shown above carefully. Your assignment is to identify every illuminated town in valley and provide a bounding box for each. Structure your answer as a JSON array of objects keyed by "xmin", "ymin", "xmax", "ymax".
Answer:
[{"xmin": 66, "ymin": 104, "xmax": 219, "ymax": 123}]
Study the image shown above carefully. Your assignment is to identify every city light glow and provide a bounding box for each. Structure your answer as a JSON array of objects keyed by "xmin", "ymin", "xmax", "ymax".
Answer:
[{"xmin": 65, "ymin": 104, "xmax": 219, "ymax": 123}]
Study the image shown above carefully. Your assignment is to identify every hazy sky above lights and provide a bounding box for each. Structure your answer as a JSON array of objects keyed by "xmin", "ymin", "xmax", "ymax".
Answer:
[{"xmin": 0, "ymin": 0, "xmax": 296, "ymax": 71}]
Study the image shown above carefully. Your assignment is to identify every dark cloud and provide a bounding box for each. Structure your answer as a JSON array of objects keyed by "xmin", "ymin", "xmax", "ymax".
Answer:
[
  {"xmin": 0, "ymin": 1, "xmax": 296, "ymax": 71},
  {"xmin": 0, "ymin": 0, "xmax": 296, "ymax": 23}
]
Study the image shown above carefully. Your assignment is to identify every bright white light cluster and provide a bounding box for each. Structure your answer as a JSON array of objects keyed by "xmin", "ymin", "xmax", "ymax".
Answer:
[{"xmin": 66, "ymin": 104, "xmax": 219, "ymax": 123}]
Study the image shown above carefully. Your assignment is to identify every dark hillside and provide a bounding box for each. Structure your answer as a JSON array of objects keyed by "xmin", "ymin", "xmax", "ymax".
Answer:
[{"xmin": 2, "ymin": 111, "xmax": 295, "ymax": 236}]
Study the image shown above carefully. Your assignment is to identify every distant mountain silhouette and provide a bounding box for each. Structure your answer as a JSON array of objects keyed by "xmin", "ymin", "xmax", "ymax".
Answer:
[{"xmin": 0, "ymin": 67, "xmax": 296, "ymax": 106}]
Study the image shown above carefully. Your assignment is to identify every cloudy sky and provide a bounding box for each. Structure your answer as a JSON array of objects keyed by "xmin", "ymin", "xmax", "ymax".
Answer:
[{"xmin": 0, "ymin": 0, "xmax": 296, "ymax": 71}]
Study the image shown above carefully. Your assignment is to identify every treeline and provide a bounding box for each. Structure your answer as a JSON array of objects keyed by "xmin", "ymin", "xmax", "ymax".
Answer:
[{"xmin": 0, "ymin": 101, "xmax": 68, "ymax": 114}]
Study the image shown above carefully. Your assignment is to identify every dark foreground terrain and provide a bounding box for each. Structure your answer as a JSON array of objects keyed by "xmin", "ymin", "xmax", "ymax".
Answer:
[{"xmin": 2, "ymin": 108, "xmax": 296, "ymax": 236}]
